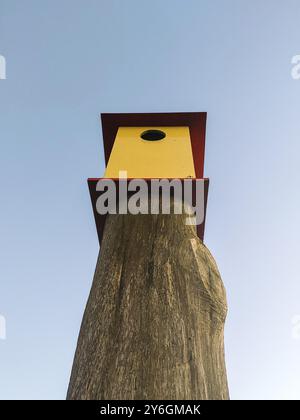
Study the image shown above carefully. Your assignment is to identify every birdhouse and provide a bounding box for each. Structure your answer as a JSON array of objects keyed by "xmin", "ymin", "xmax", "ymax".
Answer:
[{"xmin": 88, "ymin": 112, "xmax": 209, "ymax": 243}]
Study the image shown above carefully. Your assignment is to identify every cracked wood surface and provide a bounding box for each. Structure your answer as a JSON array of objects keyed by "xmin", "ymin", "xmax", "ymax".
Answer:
[{"xmin": 67, "ymin": 206, "xmax": 229, "ymax": 400}]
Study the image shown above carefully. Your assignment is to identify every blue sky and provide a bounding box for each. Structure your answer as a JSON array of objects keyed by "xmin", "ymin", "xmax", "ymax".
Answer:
[{"xmin": 1, "ymin": 0, "xmax": 300, "ymax": 400}]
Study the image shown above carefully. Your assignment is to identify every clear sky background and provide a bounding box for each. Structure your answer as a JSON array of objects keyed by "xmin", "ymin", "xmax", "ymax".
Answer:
[{"xmin": 1, "ymin": 0, "xmax": 300, "ymax": 400}]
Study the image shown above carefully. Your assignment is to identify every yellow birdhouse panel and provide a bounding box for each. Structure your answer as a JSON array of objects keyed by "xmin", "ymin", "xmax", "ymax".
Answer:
[{"xmin": 104, "ymin": 126, "xmax": 196, "ymax": 179}]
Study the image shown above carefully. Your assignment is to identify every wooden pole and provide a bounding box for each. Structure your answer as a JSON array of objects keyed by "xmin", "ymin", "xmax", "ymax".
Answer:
[{"xmin": 67, "ymin": 200, "xmax": 229, "ymax": 400}]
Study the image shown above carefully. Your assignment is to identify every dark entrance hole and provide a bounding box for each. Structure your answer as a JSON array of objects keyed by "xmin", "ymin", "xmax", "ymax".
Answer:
[{"xmin": 140, "ymin": 129, "xmax": 166, "ymax": 141}]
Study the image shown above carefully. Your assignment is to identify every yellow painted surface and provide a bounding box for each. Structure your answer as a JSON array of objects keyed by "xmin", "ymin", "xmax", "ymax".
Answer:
[{"xmin": 104, "ymin": 126, "xmax": 196, "ymax": 179}]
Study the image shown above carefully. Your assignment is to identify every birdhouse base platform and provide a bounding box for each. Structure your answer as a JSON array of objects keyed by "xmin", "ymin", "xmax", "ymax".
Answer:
[{"xmin": 88, "ymin": 178, "xmax": 209, "ymax": 245}]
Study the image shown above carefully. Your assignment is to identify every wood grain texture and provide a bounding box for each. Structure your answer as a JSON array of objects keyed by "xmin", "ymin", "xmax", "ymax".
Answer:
[{"xmin": 67, "ymin": 203, "xmax": 229, "ymax": 400}]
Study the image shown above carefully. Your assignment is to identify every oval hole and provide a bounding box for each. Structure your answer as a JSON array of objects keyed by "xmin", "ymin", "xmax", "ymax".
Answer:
[{"xmin": 140, "ymin": 129, "xmax": 166, "ymax": 141}]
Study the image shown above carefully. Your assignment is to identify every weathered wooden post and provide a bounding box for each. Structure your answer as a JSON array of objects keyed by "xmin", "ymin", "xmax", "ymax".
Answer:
[{"xmin": 67, "ymin": 113, "xmax": 229, "ymax": 400}]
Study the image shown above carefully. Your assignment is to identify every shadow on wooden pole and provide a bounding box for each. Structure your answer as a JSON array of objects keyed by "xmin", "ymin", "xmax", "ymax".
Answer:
[{"xmin": 67, "ymin": 202, "xmax": 229, "ymax": 400}]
